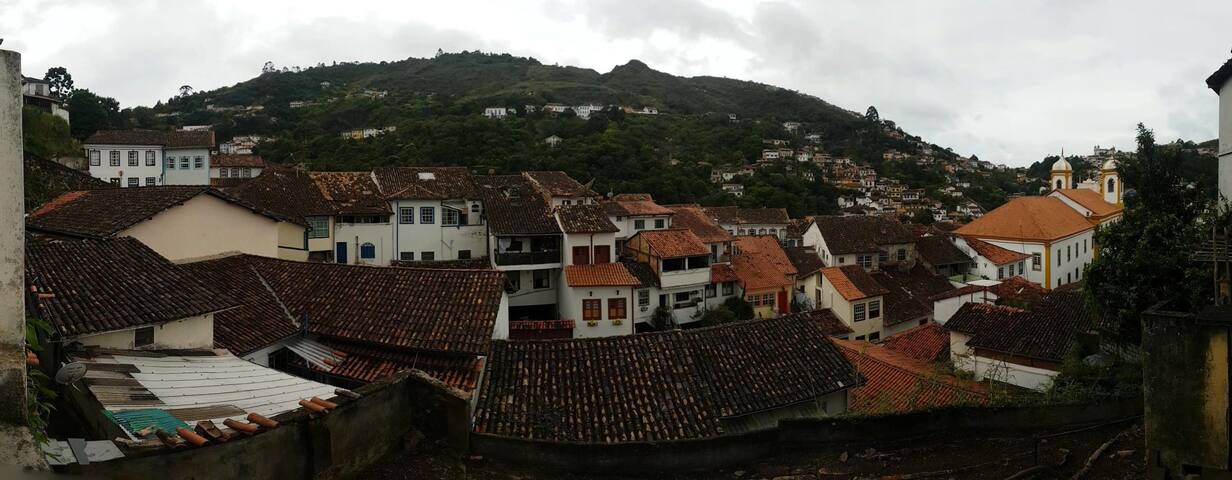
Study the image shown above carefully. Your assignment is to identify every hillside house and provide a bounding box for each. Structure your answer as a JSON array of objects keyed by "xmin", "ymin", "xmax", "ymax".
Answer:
[
  {"xmin": 84, "ymin": 130, "xmax": 215, "ymax": 187},
  {"xmin": 601, "ymin": 193, "xmax": 674, "ymax": 249},
  {"xmin": 624, "ymin": 229, "xmax": 715, "ymax": 328},
  {"xmin": 819, "ymin": 265, "xmax": 890, "ymax": 342},
  {"xmin": 480, "ymin": 174, "xmax": 564, "ymax": 320},
  {"xmin": 954, "ymin": 195, "xmax": 1097, "ymax": 289},
  {"xmin": 22, "ymin": 76, "xmax": 69, "ymax": 122},
  {"xmin": 705, "ymin": 206, "xmax": 791, "ymax": 240},
  {"xmin": 732, "ymin": 235, "xmax": 797, "ymax": 318},
  {"xmin": 484, "ymin": 107, "xmax": 508, "ymax": 118},
  {"xmin": 812, "ymin": 215, "xmax": 916, "ymax": 271},
  {"xmin": 209, "ymin": 154, "xmax": 266, "ymax": 183}
]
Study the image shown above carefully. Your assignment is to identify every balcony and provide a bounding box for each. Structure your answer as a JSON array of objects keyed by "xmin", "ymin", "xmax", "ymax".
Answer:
[
  {"xmin": 494, "ymin": 249, "xmax": 561, "ymax": 266},
  {"xmin": 660, "ymin": 268, "xmax": 711, "ymax": 289}
]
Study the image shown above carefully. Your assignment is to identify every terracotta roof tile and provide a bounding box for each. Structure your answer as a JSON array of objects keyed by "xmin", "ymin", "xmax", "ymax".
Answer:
[
  {"xmin": 821, "ymin": 265, "xmax": 889, "ymax": 301},
  {"xmin": 959, "ymin": 288, "xmax": 1093, "ymax": 362},
  {"xmin": 780, "ymin": 309, "xmax": 854, "ymax": 337},
  {"xmin": 835, "ymin": 340, "xmax": 987, "ymax": 414},
  {"xmin": 24, "ymin": 155, "xmax": 113, "ymax": 213},
  {"xmin": 477, "ymin": 175, "xmax": 561, "ymax": 235},
  {"xmin": 665, "ymin": 204, "xmax": 734, "ymax": 243},
  {"xmin": 986, "ymin": 276, "xmax": 1046, "ymax": 305},
  {"xmin": 373, "ymin": 166, "xmax": 479, "ymax": 200},
  {"xmin": 316, "ymin": 339, "xmax": 484, "ymax": 391},
  {"xmin": 211, "ymin": 154, "xmax": 266, "ymax": 168},
  {"xmin": 915, "ymin": 235, "xmax": 971, "ymax": 267},
  {"xmin": 870, "ymin": 265, "xmax": 956, "ymax": 326},
  {"xmin": 564, "ymin": 263, "xmax": 641, "ymax": 287},
  {"xmin": 784, "ymin": 247, "xmax": 826, "ymax": 276},
  {"xmin": 84, "ymin": 129, "xmax": 214, "ymax": 148},
  {"xmin": 473, "ymin": 316, "xmax": 860, "ymax": 443},
  {"xmin": 943, "ymin": 303, "xmax": 1023, "ymax": 337},
  {"xmin": 621, "ymin": 260, "xmax": 660, "ymax": 288},
  {"xmin": 882, "ymin": 322, "xmax": 949, "ymax": 363},
  {"xmin": 710, "ymin": 263, "xmax": 739, "ymax": 283},
  {"xmin": 524, "ymin": 171, "xmax": 599, "ymax": 198},
  {"xmin": 955, "ymin": 196, "xmax": 1093, "ymax": 242},
  {"xmin": 26, "ymin": 238, "xmax": 236, "ymax": 337},
  {"xmin": 602, "ymin": 194, "xmax": 674, "ymax": 216},
  {"xmin": 226, "ymin": 166, "xmax": 338, "ymax": 222},
  {"xmin": 308, "ymin": 172, "xmax": 391, "ymax": 215},
  {"xmin": 813, "ymin": 215, "xmax": 915, "ymax": 254},
  {"xmin": 962, "ymin": 237, "xmax": 1030, "ymax": 265},
  {"xmin": 557, "ymin": 204, "xmax": 619, "ymax": 233},
  {"xmin": 704, "ymin": 206, "xmax": 790, "ymax": 225},
  {"xmin": 178, "ymin": 255, "xmax": 299, "ymax": 356},
  {"xmin": 732, "ymin": 236, "xmax": 797, "ymax": 290},
  {"xmin": 1053, "ymin": 189, "xmax": 1123, "ymax": 219},
  {"xmin": 634, "ymin": 229, "xmax": 709, "ymax": 258}
]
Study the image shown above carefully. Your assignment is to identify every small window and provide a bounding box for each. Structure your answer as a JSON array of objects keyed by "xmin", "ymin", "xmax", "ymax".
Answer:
[
  {"xmin": 221, "ymin": 168, "xmax": 230, "ymax": 178},
  {"xmin": 471, "ymin": 203, "xmax": 480, "ymax": 213},
  {"xmin": 857, "ymin": 255, "xmax": 873, "ymax": 269},
  {"xmin": 868, "ymin": 300, "xmax": 881, "ymax": 319},
  {"xmin": 854, "ymin": 303, "xmax": 866, "ymax": 322},
  {"xmin": 868, "ymin": 332, "xmax": 880, "ymax": 342},
  {"xmin": 878, "ymin": 250, "xmax": 888, "ymax": 262},
  {"xmin": 675, "ymin": 291, "xmax": 692, "ymax": 302},
  {"xmin": 110, "ymin": 177, "xmax": 120, "ymax": 185},
  {"xmin": 1067, "ymin": 245, "xmax": 1072, "ymax": 262},
  {"xmin": 109, "ymin": 151, "xmax": 120, "ymax": 166},
  {"xmin": 241, "ymin": 168, "xmax": 252, "ymax": 178},
  {"xmin": 634, "ymin": 219, "xmax": 645, "ymax": 230},
  {"xmin": 722, "ymin": 282, "xmax": 734, "ymax": 295},
  {"xmin": 128, "ymin": 150, "xmax": 138, "ymax": 166},
  {"xmin": 1018, "ymin": 261, "xmax": 1024, "ymax": 274},
  {"xmin": 145, "ymin": 177, "xmax": 156, "ymax": 186},
  {"xmin": 1107, "ymin": 177, "xmax": 1116, "ymax": 193},
  {"xmin": 180, "ymin": 157, "xmax": 189, "ymax": 169},
  {"xmin": 533, "ymin": 269, "xmax": 550, "ymax": 289},
  {"xmin": 400, "ymin": 252, "xmax": 414, "ymax": 261},
  {"xmin": 997, "ymin": 266, "xmax": 1004, "ymax": 279},
  {"xmin": 896, "ymin": 248, "xmax": 906, "ymax": 261},
  {"xmin": 166, "ymin": 157, "xmax": 175, "ymax": 169},
  {"xmin": 399, "ymin": 207, "xmax": 415, "ymax": 224},
  {"xmin": 1057, "ymin": 249, "xmax": 1062, "ymax": 266},
  {"xmin": 193, "ymin": 156, "xmax": 204, "ymax": 169},
  {"xmin": 855, "ymin": 335, "xmax": 865, "ymax": 341},
  {"xmin": 638, "ymin": 290, "xmax": 650, "ymax": 307},
  {"xmin": 1084, "ymin": 239, "xmax": 1088, "ymax": 253},
  {"xmin": 458, "ymin": 250, "xmax": 471, "ymax": 260},
  {"xmin": 705, "ymin": 283, "xmax": 717, "ymax": 298},
  {"xmin": 1032, "ymin": 253, "xmax": 1041, "ymax": 271},
  {"xmin": 421, "ymin": 252, "xmax": 435, "ymax": 261},
  {"xmin": 608, "ymin": 298, "xmax": 627, "ymax": 320},
  {"xmin": 360, "ymin": 242, "xmax": 376, "ymax": 259},
  {"xmin": 442, "ymin": 208, "xmax": 460, "ymax": 226},
  {"xmin": 145, "ymin": 150, "xmax": 156, "ymax": 166},
  {"xmin": 654, "ymin": 219, "xmax": 665, "ymax": 229},
  {"xmin": 134, "ymin": 326, "xmax": 154, "ymax": 348},
  {"xmin": 583, "ymin": 299, "xmax": 602, "ymax": 321},
  {"xmin": 420, "ymin": 207, "xmax": 435, "ymax": 224},
  {"xmin": 307, "ymin": 217, "xmax": 329, "ymax": 239},
  {"xmin": 127, "ymin": 177, "xmax": 139, "ymax": 187},
  {"xmin": 89, "ymin": 150, "xmax": 100, "ymax": 166}
]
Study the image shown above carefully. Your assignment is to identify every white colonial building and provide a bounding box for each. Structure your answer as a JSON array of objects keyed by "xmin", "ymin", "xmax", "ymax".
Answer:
[{"xmin": 84, "ymin": 130, "xmax": 214, "ymax": 187}]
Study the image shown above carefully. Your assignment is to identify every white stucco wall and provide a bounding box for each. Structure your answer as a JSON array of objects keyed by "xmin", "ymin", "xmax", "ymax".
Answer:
[
  {"xmin": 392, "ymin": 199, "xmax": 486, "ymax": 262},
  {"xmin": 85, "ymin": 144, "xmax": 165, "ymax": 187},
  {"xmin": 950, "ymin": 331, "xmax": 1058, "ymax": 391},
  {"xmin": 334, "ymin": 222, "xmax": 393, "ymax": 265},
  {"xmin": 933, "ymin": 291, "xmax": 998, "ymax": 324},
  {"xmin": 818, "ymin": 275, "xmax": 885, "ymax": 340},
  {"xmin": 122, "ymin": 194, "xmax": 283, "ymax": 261},
  {"xmin": 563, "ymin": 232, "xmax": 617, "ymax": 265},
  {"xmin": 560, "ymin": 285, "xmax": 635, "ymax": 338},
  {"xmin": 163, "ymin": 148, "xmax": 211, "ymax": 185},
  {"xmin": 609, "ymin": 214, "xmax": 671, "ymax": 241},
  {"xmin": 978, "ymin": 239, "xmax": 1047, "ymax": 286},
  {"xmin": 1219, "ymin": 76, "xmax": 1232, "ymax": 201},
  {"xmin": 76, "ymin": 314, "xmax": 214, "ymax": 350},
  {"xmin": 506, "ymin": 269, "xmax": 560, "ymax": 308}
]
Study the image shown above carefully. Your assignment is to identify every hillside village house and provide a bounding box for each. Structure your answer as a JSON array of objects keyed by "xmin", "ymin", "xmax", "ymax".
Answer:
[
  {"xmin": 914, "ymin": 234, "xmax": 972, "ymax": 277},
  {"xmin": 602, "ymin": 193, "xmax": 675, "ymax": 250},
  {"xmin": 483, "ymin": 107, "xmax": 508, "ymax": 118},
  {"xmin": 22, "ymin": 76, "xmax": 69, "ymax": 122},
  {"xmin": 480, "ymin": 174, "xmax": 566, "ymax": 320},
  {"xmin": 557, "ymin": 204, "xmax": 639, "ymax": 337},
  {"xmin": 956, "ymin": 236, "xmax": 1030, "ymax": 281},
  {"xmin": 705, "ymin": 206, "xmax": 791, "ymax": 240},
  {"xmin": 26, "ymin": 238, "xmax": 234, "ymax": 351},
  {"xmin": 84, "ymin": 130, "xmax": 214, "ymax": 187},
  {"xmin": 811, "ymin": 215, "xmax": 917, "ymax": 271},
  {"xmin": 870, "ymin": 266, "xmax": 955, "ymax": 336},
  {"xmin": 27, "ymin": 186, "xmax": 309, "ymax": 262},
  {"xmin": 732, "ymin": 235, "xmax": 797, "ymax": 318},
  {"xmin": 818, "ymin": 266, "xmax": 890, "ymax": 342},
  {"xmin": 624, "ymin": 229, "xmax": 715, "ymax": 327},
  {"xmin": 785, "ymin": 246, "xmax": 827, "ymax": 310},
  {"xmin": 209, "ymin": 154, "xmax": 266, "ymax": 183}
]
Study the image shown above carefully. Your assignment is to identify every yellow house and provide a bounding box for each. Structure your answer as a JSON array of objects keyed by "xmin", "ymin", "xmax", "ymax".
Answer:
[{"xmin": 27, "ymin": 185, "xmax": 308, "ymax": 262}]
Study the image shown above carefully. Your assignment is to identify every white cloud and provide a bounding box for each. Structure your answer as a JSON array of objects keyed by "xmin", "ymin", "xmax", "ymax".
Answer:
[{"xmin": 3, "ymin": 0, "xmax": 1228, "ymax": 166}]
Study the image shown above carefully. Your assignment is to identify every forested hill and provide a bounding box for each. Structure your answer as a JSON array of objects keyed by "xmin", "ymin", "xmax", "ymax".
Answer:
[{"xmin": 115, "ymin": 51, "xmax": 1019, "ymax": 216}]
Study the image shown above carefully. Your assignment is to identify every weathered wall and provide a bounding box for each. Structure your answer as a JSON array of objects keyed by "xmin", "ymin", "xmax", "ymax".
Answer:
[{"xmin": 0, "ymin": 49, "xmax": 25, "ymax": 427}]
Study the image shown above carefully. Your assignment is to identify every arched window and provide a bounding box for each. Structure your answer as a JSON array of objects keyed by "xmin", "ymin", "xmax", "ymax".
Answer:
[
  {"xmin": 1107, "ymin": 177, "xmax": 1116, "ymax": 193},
  {"xmin": 360, "ymin": 242, "xmax": 376, "ymax": 259},
  {"xmin": 1055, "ymin": 179, "xmax": 1063, "ymax": 190}
]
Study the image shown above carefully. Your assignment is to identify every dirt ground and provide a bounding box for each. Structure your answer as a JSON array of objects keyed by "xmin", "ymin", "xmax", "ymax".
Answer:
[{"xmin": 361, "ymin": 420, "xmax": 1145, "ymax": 480}]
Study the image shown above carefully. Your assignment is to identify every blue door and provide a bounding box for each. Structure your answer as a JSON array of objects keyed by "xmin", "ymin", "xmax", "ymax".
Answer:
[{"xmin": 335, "ymin": 242, "xmax": 348, "ymax": 264}]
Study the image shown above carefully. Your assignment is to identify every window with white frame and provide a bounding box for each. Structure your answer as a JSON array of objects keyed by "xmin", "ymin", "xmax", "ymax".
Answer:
[
  {"xmin": 89, "ymin": 150, "xmax": 100, "ymax": 166},
  {"xmin": 638, "ymin": 289, "xmax": 650, "ymax": 307},
  {"xmin": 442, "ymin": 208, "xmax": 460, "ymax": 226},
  {"xmin": 869, "ymin": 300, "xmax": 881, "ymax": 319},
  {"xmin": 220, "ymin": 168, "xmax": 230, "ymax": 178},
  {"xmin": 128, "ymin": 151, "xmax": 138, "ymax": 166},
  {"xmin": 166, "ymin": 157, "xmax": 175, "ymax": 169},
  {"xmin": 420, "ymin": 206, "xmax": 435, "ymax": 224},
  {"xmin": 180, "ymin": 157, "xmax": 189, "ymax": 169},
  {"xmin": 654, "ymin": 219, "xmax": 665, "ymax": 229},
  {"xmin": 1032, "ymin": 253, "xmax": 1042, "ymax": 271},
  {"xmin": 421, "ymin": 252, "xmax": 435, "ymax": 261},
  {"xmin": 307, "ymin": 217, "xmax": 329, "ymax": 239},
  {"xmin": 145, "ymin": 150, "xmax": 156, "ymax": 166},
  {"xmin": 145, "ymin": 177, "xmax": 156, "ymax": 186},
  {"xmin": 109, "ymin": 151, "xmax": 120, "ymax": 166},
  {"xmin": 854, "ymin": 303, "xmax": 866, "ymax": 322},
  {"xmin": 399, "ymin": 207, "xmax": 415, "ymax": 224},
  {"xmin": 857, "ymin": 255, "xmax": 873, "ymax": 269},
  {"xmin": 634, "ymin": 219, "xmax": 645, "ymax": 230},
  {"xmin": 400, "ymin": 252, "xmax": 414, "ymax": 261},
  {"xmin": 127, "ymin": 177, "xmax": 139, "ymax": 187},
  {"xmin": 241, "ymin": 167, "xmax": 252, "ymax": 178},
  {"xmin": 705, "ymin": 283, "xmax": 717, "ymax": 298},
  {"xmin": 722, "ymin": 282, "xmax": 734, "ymax": 295},
  {"xmin": 193, "ymin": 156, "xmax": 204, "ymax": 169}
]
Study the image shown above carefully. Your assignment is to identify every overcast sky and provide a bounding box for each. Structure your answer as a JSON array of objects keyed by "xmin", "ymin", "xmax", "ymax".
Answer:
[{"xmin": 3, "ymin": 0, "xmax": 1229, "ymax": 166}]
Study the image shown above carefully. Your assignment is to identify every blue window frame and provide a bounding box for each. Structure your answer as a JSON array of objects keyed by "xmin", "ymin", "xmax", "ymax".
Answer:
[
  {"xmin": 420, "ymin": 206, "xmax": 435, "ymax": 224},
  {"xmin": 360, "ymin": 242, "xmax": 376, "ymax": 259},
  {"xmin": 399, "ymin": 207, "xmax": 415, "ymax": 224}
]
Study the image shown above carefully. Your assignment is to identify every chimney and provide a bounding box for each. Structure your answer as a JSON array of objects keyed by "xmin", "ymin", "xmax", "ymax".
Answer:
[{"xmin": 0, "ymin": 49, "xmax": 26, "ymax": 427}]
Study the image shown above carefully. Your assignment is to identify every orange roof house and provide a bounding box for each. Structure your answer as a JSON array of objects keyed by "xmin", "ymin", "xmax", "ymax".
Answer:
[
  {"xmin": 954, "ymin": 196, "xmax": 1102, "ymax": 290},
  {"xmin": 564, "ymin": 263, "xmax": 642, "ymax": 287},
  {"xmin": 821, "ymin": 265, "xmax": 889, "ymax": 301},
  {"xmin": 955, "ymin": 197, "xmax": 1093, "ymax": 242},
  {"xmin": 1050, "ymin": 188, "xmax": 1123, "ymax": 224},
  {"xmin": 835, "ymin": 340, "xmax": 987, "ymax": 414}
]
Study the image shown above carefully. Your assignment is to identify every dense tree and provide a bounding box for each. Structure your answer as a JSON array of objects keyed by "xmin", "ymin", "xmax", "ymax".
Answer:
[
  {"xmin": 1085, "ymin": 124, "xmax": 1214, "ymax": 346},
  {"xmin": 67, "ymin": 89, "xmax": 122, "ymax": 140},
  {"xmin": 42, "ymin": 67, "xmax": 73, "ymax": 97},
  {"xmin": 865, "ymin": 106, "xmax": 879, "ymax": 124}
]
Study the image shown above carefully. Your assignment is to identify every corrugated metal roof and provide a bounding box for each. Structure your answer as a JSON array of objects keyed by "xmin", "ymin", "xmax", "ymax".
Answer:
[
  {"xmin": 283, "ymin": 336, "xmax": 345, "ymax": 371},
  {"xmin": 72, "ymin": 349, "xmax": 336, "ymax": 439}
]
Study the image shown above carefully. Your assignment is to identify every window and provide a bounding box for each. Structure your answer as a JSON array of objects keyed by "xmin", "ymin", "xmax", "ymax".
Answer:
[
  {"xmin": 705, "ymin": 283, "xmax": 717, "ymax": 298},
  {"xmin": 608, "ymin": 298, "xmax": 627, "ymax": 319},
  {"xmin": 857, "ymin": 255, "xmax": 873, "ymax": 269},
  {"xmin": 89, "ymin": 150, "xmax": 100, "ymax": 166},
  {"xmin": 109, "ymin": 151, "xmax": 120, "ymax": 166},
  {"xmin": 572, "ymin": 246, "xmax": 591, "ymax": 265},
  {"xmin": 533, "ymin": 269, "xmax": 550, "ymax": 289},
  {"xmin": 1107, "ymin": 177, "xmax": 1116, "ymax": 193},
  {"xmin": 746, "ymin": 294, "xmax": 761, "ymax": 306},
  {"xmin": 128, "ymin": 151, "xmax": 138, "ymax": 166},
  {"xmin": 506, "ymin": 271, "xmax": 521, "ymax": 291},
  {"xmin": 125, "ymin": 177, "xmax": 137, "ymax": 187},
  {"xmin": 221, "ymin": 168, "xmax": 230, "ymax": 178},
  {"xmin": 868, "ymin": 332, "xmax": 880, "ymax": 342},
  {"xmin": 241, "ymin": 167, "xmax": 252, "ymax": 178},
  {"xmin": 855, "ymin": 335, "xmax": 865, "ymax": 341},
  {"xmin": 145, "ymin": 177, "xmax": 156, "ymax": 186},
  {"xmin": 134, "ymin": 326, "xmax": 155, "ymax": 348},
  {"xmin": 180, "ymin": 157, "xmax": 189, "ymax": 169},
  {"xmin": 654, "ymin": 219, "xmax": 665, "ymax": 229},
  {"xmin": 360, "ymin": 242, "xmax": 376, "ymax": 259},
  {"xmin": 738, "ymin": 228, "xmax": 746, "ymax": 235},
  {"xmin": 166, "ymin": 157, "xmax": 175, "ymax": 169},
  {"xmin": 868, "ymin": 300, "xmax": 881, "ymax": 319},
  {"xmin": 471, "ymin": 203, "xmax": 480, "ymax": 213},
  {"xmin": 675, "ymin": 291, "xmax": 692, "ymax": 302},
  {"xmin": 1032, "ymin": 253, "xmax": 1041, "ymax": 271},
  {"xmin": 420, "ymin": 207, "xmax": 435, "ymax": 224},
  {"xmin": 400, "ymin": 252, "xmax": 415, "ymax": 261},
  {"xmin": 878, "ymin": 250, "xmax": 888, "ymax": 263},
  {"xmin": 145, "ymin": 150, "xmax": 155, "ymax": 166},
  {"xmin": 193, "ymin": 156, "xmax": 204, "ymax": 169},
  {"xmin": 634, "ymin": 219, "xmax": 645, "ymax": 230},
  {"xmin": 593, "ymin": 245, "xmax": 611, "ymax": 264},
  {"xmin": 837, "ymin": 256, "xmax": 845, "ymax": 265},
  {"xmin": 1067, "ymin": 245, "xmax": 1071, "ymax": 262},
  {"xmin": 421, "ymin": 252, "xmax": 435, "ymax": 261},
  {"xmin": 1018, "ymin": 261, "xmax": 1024, "ymax": 275},
  {"xmin": 638, "ymin": 290, "xmax": 650, "ymax": 307},
  {"xmin": 442, "ymin": 208, "xmax": 460, "ymax": 226},
  {"xmin": 307, "ymin": 217, "xmax": 329, "ymax": 239},
  {"xmin": 458, "ymin": 250, "xmax": 471, "ymax": 260},
  {"xmin": 1057, "ymin": 249, "xmax": 1061, "ymax": 266},
  {"xmin": 722, "ymin": 282, "xmax": 734, "ymax": 295},
  {"xmin": 997, "ymin": 266, "xmax": 1004, "ymax": 279},
  {"xmin": 583, "ymin": 299, "xmax": 602, "ymax": 321},
  {"xmin": 854, "ymin": 303, "xmax": 866, "ymax": 322},
  {"xmin": 110, "ymin": 177, "xmax": 120, "ymax": 185},
  {"xmin": 399, "ymin": 207, "xmax": 415, "ymax": 224},
  {"xmin": 1084, "ymin": 239, "xmax": 1088, "ymax": 253},
  {"xmin": 897, "ymin": 248, "xmax": 907, "ymax": 261}
]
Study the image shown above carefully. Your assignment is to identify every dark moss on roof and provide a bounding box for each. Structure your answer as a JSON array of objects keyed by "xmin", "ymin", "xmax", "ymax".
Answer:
[
  {"xmin": 813, "ymin": 215, "xmax": 916, "ymax": 255},
  {"xmin": 784, "ymin": 247, "xmax": 826, "ymax": 276},
  {"xmin": 870, "ymin": 265, "xmax": 956, "ymax": 327},
  {"xmin": 84, "ymin": 129, "xmax": 215, "ymax": 148},
  {"xmin": 915, "ymin": 235, "xmax": 971, "ymax": 267},
  {"xmin": 24, "ymin": 154, "xmax": 113, "ymax": 213},
  {"xmin": 557, "ymin": 203, "xmax": 619, "ymax": 233},
  {"xmin": 179, "ymin": 255, "xmax": 298, "ymax": 356},
  {"xmin": 477, "ymin": 175, "xmax": 562, "ymax": 235}
]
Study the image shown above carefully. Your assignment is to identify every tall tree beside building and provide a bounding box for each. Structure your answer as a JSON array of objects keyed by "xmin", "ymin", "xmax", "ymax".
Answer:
[
  {"xmin": 42, "ymin": 66, "xmax": 73, "ymax": 97},
  {"xmin": 1085, "ymin": 124, "xmax": 1213, "ymax": 346},
  {"xmin": 66, "ymin": 89, "xmax": 123, "ymax": 140}
]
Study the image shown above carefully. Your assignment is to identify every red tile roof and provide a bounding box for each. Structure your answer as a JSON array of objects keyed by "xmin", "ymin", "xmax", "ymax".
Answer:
[
  {"xmin": 524, "ymin": 171, "xmax": 599, "ymax": 198},
  {"xmin": 944, "ymin": 303, "xmax": 1024, "ymax": 337},
  {"xmin": 711, "ymin": 263, "xmax": 739, "ymax": 283},
  {"xmin": 780, "ymin": 309, "xmax": 854, "ymax": 337},
  {"xmin": 211, "ymin": 154, "xmax": 266, "ymax": 168},
  {"xmin": 882, "ymin": 322, "xmax": 949, "ymax": 363},
  {"xmin": 870, "ymin": 265, "xmax": 956, "ymax": 327},
  {"xmin": 603, "ymin": 194, "xmax": 674, "ymax": 216},
  {"xmin": 1053, "ymin": 188, "xmax": 1122, "ymax": 219},
  {"xmin": 318, "ymin": 339, "xmax": 485, "ymax": 391},
  {"xmin": 564, "ymin": 263, "xmax": 642, "ymax": 287},
  {"xmin": 308, "ymin": 172, "xmax": 391, "ymax": 215},
  {"xmin": 84, "ymin": 129, "xmax": 214, "ymax": 148},
  {"xmin": 962, "ymin": 237, "xmax": 1030, "ymax": 265},
  {"xmin": 704, "ymin": 206, "xmax": 790, "ymax": 225},
  {"xmin": 954, "ymin": 288, "xmax": 1094, "ymax": 363},
  {"xmin": 665, "ymin": 204, "xmax": 734, "ymax": 243},
  {"xmin": 835, "ymin": 340, "xmax": 987, "ymax": 414},
  {"xmin": 813, "ymin": 215, "xmax": 916, "ymax": 254},
  {"xmin": 732, "ymin": 236, "xmax": 797, "ymax": 291},
  {"xmin": 634, "ymin": 229, "xmax": 709, "ymax": 258},
  {"xmin": 473, "ymin": 316, "xmax": 860, "ymax": 443},
  {"xmin": 955, "ymin": 196, "xmax": 1094, "ymax": 242},
  {"xmin": 821, "ymin": 265, "xmax": 889, "ymax": 301},
  {"xmin": 784, "ymin": 247, "xmax": 826, "ymax": 276},
  {"xmin": 477, "ymin": 175, "xmax": 562, "ymax": 235},
  {"xmin": 373, "ymin": 166, "xmax": 479, "ymax": 200},
  {"xmin": 179, "ymin": 255, "xmax": 299, "ymax": 356},
  {"xmin": 987, "ymin": 276, "xmax": 1047, "ymax": 305},
  {"xmin": 26, "ymin": 238, "xmax": 236, "ymax": 338},
  {"xmin": 557, "ymin": 204, "xmax": 619, "ymax": 233}
]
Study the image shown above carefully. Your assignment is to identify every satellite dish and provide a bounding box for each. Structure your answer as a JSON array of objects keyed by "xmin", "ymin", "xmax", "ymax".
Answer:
[{"xmin": 55, "ymin": 362, "xmax": 88, "ymax": 385}]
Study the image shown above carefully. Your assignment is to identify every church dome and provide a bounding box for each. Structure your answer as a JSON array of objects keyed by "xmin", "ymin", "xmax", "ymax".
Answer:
[
  {"xmin": 1051, "ymin": 157, "xmax": 1072, "ymax": 172},
  {"xmin": 1101, "ymin": 158, "xmax": 1117, "ymax": 171}
]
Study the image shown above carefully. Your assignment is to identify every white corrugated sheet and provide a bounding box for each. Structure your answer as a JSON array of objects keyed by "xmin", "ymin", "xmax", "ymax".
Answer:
[{"xmin": 283, "ymin": 336, "xmax": 344, "ymax": 371}]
